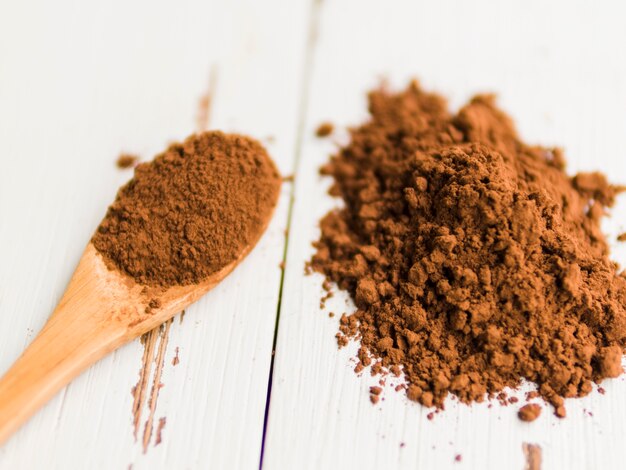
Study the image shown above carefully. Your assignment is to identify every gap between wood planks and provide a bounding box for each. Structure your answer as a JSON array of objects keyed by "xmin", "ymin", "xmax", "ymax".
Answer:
[{"xmin": 259, "ymin": 0, "xmax": 324, "ymax": 467}]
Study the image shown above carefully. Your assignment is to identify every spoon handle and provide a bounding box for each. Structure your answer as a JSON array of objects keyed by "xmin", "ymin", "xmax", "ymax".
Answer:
[
  {"xmin": 0, "ymin": 294, "xmax": 124, "ymax": 445},
  {"xmin": 0, "ymin": 243, "xmax": 234, "ymax": 446},
  {"xmin": 0, "ymin": 246, "xmax": 135, "ymax": 446}
]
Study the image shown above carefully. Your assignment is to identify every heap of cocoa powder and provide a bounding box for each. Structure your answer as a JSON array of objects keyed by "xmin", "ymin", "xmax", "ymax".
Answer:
[
  {"xmin": 93, "ymin": 131, "xmax": 281, "ymax": 287},
  {"xmin": 310, "ymin": 81, "xmax": 626, "ymax": 417}
]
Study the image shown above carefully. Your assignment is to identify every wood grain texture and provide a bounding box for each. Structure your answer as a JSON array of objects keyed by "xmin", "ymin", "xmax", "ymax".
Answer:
[{"xmin": 263, "ymin": 1, "xmax": 626, "ymax": 470}]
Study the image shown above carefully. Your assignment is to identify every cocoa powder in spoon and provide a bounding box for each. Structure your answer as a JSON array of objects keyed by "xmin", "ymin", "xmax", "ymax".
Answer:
[
  {"xmin": 93, "ymin": 131, "xmax": 281, "ymax": 287},
  {"xmin": 310, "ymin": 81, "xmax": 626, "ymax": 417}
]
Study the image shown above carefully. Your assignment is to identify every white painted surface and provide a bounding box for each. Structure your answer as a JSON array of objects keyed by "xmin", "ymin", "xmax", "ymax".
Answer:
[{"xmin": 1, "ymin": 0, "xmax": 626, "ymax": 469}]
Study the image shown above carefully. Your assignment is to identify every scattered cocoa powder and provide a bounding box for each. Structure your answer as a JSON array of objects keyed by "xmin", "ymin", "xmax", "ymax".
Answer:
[
  {"xmin": 309, "ymin": 81, "xmax": 626, "ymax": 416},
  {"xmin": 116, "ymin": 153, "xmax": 139, "ymax": 169},
  {"xmin": 93, "ymin": 131, "xmax": 281, "ymax": 287},
  {"xmin": 370, "ymin": 385, "xmax": 383, "ymax": 395},
  {"xmin": 526, "ymin": 391, "xmax": 540, "ymax": 400},
  {"xmin": 316, "ymin": 122, "xmax": 334, "ymax": 137},
  {"xmin": 518, "ymin": 403, "xmax": 542, "ymax": 422}
]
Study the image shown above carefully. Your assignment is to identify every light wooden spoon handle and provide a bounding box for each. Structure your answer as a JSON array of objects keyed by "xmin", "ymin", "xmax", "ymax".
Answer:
[
  {"xmin": 0, "ymin": 243, "xmax": 215, "ymax": 445},
  {"xmin": 0, "ymin": 301, "xmax": 124, "ymax": 444}
]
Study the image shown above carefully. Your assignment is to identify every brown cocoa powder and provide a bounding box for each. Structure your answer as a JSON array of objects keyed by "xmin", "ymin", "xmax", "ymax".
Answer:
[
  {"xmin": 310, "ymin": 81, "xmax": 626, "ymax": 416},
  {"xmin": 94, "ymin": 131, "xmax": 281, "ymax": 287},
  {"xmin": 116, "ymin": 153, "xmax": 139, "ymax": 169},
  {"xmin": 518, "ymin": 403, "xmax": 542, "ymax": 422},
  {"xmin": 316, "ymin": 122, "xmax": 334, "ymax": 137}
]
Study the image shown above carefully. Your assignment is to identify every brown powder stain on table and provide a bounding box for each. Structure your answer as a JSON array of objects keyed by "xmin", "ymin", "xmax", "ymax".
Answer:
[
  {"xmin": 172, "ymin": 346, "xmax": 180, "ymax": 366},
  {"xmin": 131, "ymin": 329, "xmax": 158, "ymax": 439},
  {"xmin": 522, "ymin": 443, "xmax": 542, "ymax": 470},
  {"xmin": 155, "ymin": 417, "xmax": 166, "ymax": 446},
  {"xmin": 131, "ymin": 318, "xmax": 173, "ymax": 453},
  {"xmin": 196, "ymin": 65, "xmax": 218, "ymax": 133}
]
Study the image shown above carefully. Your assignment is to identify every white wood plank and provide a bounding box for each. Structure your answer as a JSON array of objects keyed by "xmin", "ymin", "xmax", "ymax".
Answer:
[
  {"xmin": 0, "ymin": 0, "xmax": 310, "ymax": 468},
  {"xmin": 263, "ymin": 1, "xmax": 626, "ymax": 469}
]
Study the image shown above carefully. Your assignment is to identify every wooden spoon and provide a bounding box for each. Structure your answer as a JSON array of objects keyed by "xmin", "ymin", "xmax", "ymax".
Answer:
[{"xmin": 0, "ymin": 218, "xmax": 271, "ymax": 444}]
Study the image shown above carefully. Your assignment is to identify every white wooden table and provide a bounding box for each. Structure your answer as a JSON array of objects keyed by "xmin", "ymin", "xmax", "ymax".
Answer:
[{"xmin": 2, "ymin": 1, "xmax": 626, "ymax": 468}]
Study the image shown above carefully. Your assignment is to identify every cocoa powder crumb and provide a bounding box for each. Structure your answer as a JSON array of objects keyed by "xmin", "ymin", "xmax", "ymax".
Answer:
[
  {"xmin": 116, "ymin": 153, "xmax": 139, "ymax": 169},
  {"xmin": 309, "ymin": 81, "xmax": 626, "ymax": 416},
  {"xmin": 336, "ymin": 333, "xmax": 348, "ymax": 348},
  {"xmin": 316, "ymin": 122, "xmax": 334, "ymax": 137},
  {"xmin": 518, "ymin": 403, "xmax": 542, "ymax": 422},
  {"xmin": 155, "ymin": 417, "xmax": 166, "ymax": 446},
  {"xmin": 94, "ymin": 131, "xmax": 281, "ymax": 287},
  {"xmin": 618, "ymin": 233, "xmax": 626, "ymax": 242},
  {"xmin": 526, "ymin": 391, "xmax": 540, "ymax": 401},
  {"xmin": 555, "ymin": 405, "xmax": 567, "ymax": 418}
]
